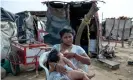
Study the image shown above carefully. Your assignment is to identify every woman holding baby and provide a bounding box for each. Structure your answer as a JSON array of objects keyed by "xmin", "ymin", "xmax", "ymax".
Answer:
[{"xmin": 48, "ymin": 28, "xmax": 93, "ymax": 80}]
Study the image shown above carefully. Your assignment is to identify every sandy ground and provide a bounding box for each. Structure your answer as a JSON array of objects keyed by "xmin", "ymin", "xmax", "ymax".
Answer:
[{"xmin": 2, "ymin": 43, "xmax": 133, "ymax": 80}]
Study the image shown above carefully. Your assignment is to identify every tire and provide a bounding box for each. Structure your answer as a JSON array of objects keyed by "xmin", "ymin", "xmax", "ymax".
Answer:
[{"xmin": 9, "ymin": 52, "xmax": 20, "ymax": 76}]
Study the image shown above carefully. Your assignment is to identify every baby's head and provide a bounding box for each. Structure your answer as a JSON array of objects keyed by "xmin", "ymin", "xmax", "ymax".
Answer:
[{"xmin": 47, "ymin": 49, "xmax": 62, "ymax": 63}]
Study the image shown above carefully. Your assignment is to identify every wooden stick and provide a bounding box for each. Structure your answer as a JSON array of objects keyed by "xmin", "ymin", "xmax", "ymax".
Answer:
[
  {"xmin": 121, "ymin": 19, "xmax": 127, "ymax": 48},
  {"xmin": 75, "ymin": 3, "xmax": 99, "ymax": 45}
]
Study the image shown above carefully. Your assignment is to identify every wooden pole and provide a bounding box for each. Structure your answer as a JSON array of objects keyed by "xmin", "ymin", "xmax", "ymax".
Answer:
[
  {"xmin": 108, "ymin": 18, "xmax": 115, "ymax": 45},
  {"xmin": 115, "ymin": 19, "xmax": 120, "ymax": 47},
  {"xmin": 87, "ymin": 24, "xmax": 90, "ymax": 55},
  {"xmin": 75, "ymin": 2, "xmax": 99, "ymax": 45},
  {"xmin": 121, "ymin": 19, "xmax": 127, "ymax": 48}
]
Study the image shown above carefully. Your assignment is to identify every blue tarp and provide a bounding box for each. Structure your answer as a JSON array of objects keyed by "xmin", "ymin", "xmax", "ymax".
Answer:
[{"xmin": 1, "ymin": 7, "xmax": 16, "ymax": 22}]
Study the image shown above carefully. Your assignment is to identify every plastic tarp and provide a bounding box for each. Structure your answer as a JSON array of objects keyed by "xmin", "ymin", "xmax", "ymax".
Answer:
[
  {"xmin": 129, "ymin": 26, "xmax": 133, "ymax": 41},
  {"xmin": 1, "ymin": 21, "xmax": 17, "ymax": 59},
  {"xmin": 16, "ymin": 12, "xmax": 36, "ymax": 43},
  {"xmin": 25, "ymin": 12, "xmax": 36, "ymax": 43},
  {"xmin": 1, "ymin": 8, "xmax": 17, "ymax": 59},
  {"xmin": 44, "ymin": 2, "xmax": 71, "ymax": 45},
  {"xmin": 15, "ymin": 12, "xmax": 27, "ymax": 43},
  {"xmin": 1, "ymin": 8, "xmax": 16, "ymax": 22},
  {"xmin": 130, "ymin": 26, "xmax": 133, "ymax": 38},
  {"xmin": 105, "ymin": 18, "xmax": 132, "ymax": 40}
]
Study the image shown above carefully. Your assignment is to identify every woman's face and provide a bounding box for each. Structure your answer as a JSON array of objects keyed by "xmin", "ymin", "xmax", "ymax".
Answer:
[{"xmin": 61, "ymin": 33, "xmax": 73, "ymax": 46}]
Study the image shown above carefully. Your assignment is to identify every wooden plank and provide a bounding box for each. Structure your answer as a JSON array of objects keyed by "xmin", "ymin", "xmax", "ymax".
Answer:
[{"xmin": 98, "ymin": 59, "xmax": 120, "ymax": 70}]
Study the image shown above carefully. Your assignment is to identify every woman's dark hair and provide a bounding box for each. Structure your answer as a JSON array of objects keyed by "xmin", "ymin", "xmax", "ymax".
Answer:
[
  {"xmin": 59, "ymin": 28, "xmax": 75, "ymax": 38},
  {"xmin": 46, "ymin": 49, "xmax": 60, "ymax": 69}
]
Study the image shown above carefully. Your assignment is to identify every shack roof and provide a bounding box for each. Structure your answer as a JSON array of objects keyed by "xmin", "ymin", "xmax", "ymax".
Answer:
[{"xmin": 16, "ymin": 11, "xmax": 46, "ymax": 17}]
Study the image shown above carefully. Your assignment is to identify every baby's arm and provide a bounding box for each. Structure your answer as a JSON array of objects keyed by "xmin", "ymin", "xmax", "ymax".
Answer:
[{"xmin": 63, "ymin": 57, "xmax": 77, "ymax": 70}]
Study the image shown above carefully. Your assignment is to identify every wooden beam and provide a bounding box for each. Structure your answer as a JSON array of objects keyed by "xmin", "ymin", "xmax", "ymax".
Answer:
[
  {"xmin": 98, "ymin": 59, "xmax": 120, "ymax": 70},
  {"xmin": 75, "ymin": 2, "xmax": 99, "ymax": 45}
]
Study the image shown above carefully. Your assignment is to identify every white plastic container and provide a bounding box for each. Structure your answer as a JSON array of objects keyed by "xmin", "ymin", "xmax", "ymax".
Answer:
[{"xmin": 89, "ymin": 39, "xmax": 96, "ymax": 53}]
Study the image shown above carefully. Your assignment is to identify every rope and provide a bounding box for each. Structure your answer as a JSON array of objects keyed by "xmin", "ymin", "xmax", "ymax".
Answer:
[
  {"xmin": 87, "ymin": 24, "xmax": 90, "ymax": 55},
  {"xmin": 82, "ymin": 15, "xmax": 91, "ymax": 55},
  {"xmin": 82, "ymin": 15, "xmax": 91, "ymax": 25}
]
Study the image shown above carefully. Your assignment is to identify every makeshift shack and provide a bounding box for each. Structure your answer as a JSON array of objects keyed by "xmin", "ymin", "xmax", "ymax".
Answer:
[{"xmin": 42, "ymin": 1, "xmax": 101, "ymax": 55}]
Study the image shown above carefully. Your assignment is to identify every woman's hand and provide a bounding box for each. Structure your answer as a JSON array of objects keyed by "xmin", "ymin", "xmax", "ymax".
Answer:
[
  {"xmin": 56, "ymin": 63, "xmax": 67, "ymax": 74},
  {"xmin": 63, "ymin": 52, "xmax": 75, "ymax": 58}
]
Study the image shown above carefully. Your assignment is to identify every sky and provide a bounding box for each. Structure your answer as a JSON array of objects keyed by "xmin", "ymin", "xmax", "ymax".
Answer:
[{"xmin": 1, "ymin": 0, "xmax": 133, "ymax": 22}]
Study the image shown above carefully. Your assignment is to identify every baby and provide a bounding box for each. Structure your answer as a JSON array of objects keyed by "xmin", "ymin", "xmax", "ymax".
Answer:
[{"xmin": 46, "ymin": 49, "xmax": 95, "ymax": 80}]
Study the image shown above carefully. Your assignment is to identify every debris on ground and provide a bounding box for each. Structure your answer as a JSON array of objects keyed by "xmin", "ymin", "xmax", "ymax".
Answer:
[{"xmin": 1, "ymin": 66, "xmax": 6, "ymax": 79}]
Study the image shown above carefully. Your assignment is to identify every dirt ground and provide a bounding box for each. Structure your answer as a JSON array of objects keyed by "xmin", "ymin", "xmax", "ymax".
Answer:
[{"xmin": 2, "ymin": 43, "xmax": 133, "ymax": 80}]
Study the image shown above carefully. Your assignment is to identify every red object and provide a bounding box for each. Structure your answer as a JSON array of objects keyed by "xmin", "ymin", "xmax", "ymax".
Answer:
[{"xmin": 8, "ymin": 41, "xmax": 51, "ymax": 74}]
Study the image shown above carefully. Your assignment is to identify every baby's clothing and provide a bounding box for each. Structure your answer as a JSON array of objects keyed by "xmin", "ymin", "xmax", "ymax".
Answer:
[{"xmin": 64, "ymin": 65, "xmax": 73, "ymax": 71}]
